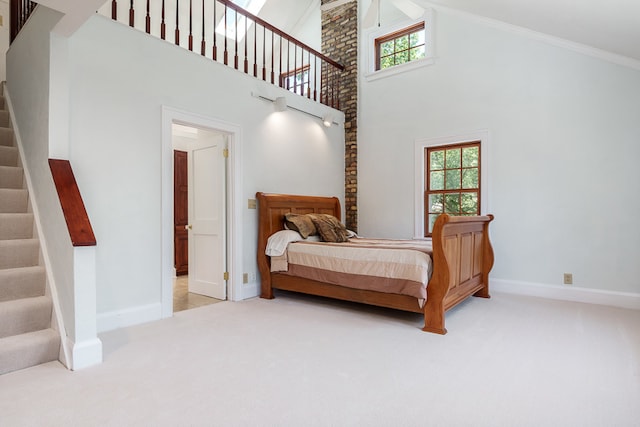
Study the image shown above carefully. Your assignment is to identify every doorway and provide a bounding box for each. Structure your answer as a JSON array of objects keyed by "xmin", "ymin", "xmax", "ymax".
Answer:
[
  {"xmin": 171, "ymin": 123, "xmax": 227, "ymax": 312},
  {"xmin": 161, "ymin": 107, "xmax": 242, "ymax": 318}
]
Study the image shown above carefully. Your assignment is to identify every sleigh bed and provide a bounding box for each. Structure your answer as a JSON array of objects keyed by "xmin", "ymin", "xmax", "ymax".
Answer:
[{"xmin": 256, "ymin": 192, "xmax": 495, "ymax": 334}]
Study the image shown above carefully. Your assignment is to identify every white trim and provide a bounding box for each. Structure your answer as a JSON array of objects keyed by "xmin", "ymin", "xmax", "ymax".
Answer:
[
  {"xmin": 364, "ymin": 57, "xmax": 435, "ymax": 81},
  {"xmin": 414, "ymin": 129, "xmax": 490, "ymax": 239},
  {"xmin": 70, "ymin": 337, "xmax": 103, "ymax": 370},
  {"xmin": 161, "ymin": 106, "xmax": 244, "ymax": 319},
  {"xmin": 364, "ymin": 10, "xmax": 435, "ymax": 81},
  {"xmin": 240, "ymin": 282, "xmax": 260, "ymax": 301},
  {"xmin": 419, "ymin": 1, "xmax": 640, "ymax": 72},
  {"xmin": 96, "ymin": 303, "xmax": 162, "ymax": 333},
  {"xmin": 492, "ymin": 279, "xmax": 640, "ymax": 311},
  {"xmin": 4, "ymin": 87, "xmax": 72, "ymax": 369}
]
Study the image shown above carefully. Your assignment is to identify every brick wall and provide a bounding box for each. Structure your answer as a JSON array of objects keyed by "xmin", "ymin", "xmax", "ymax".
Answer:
[{"xmin": 321, "ymin": 0, "xmax": 358, "ymax": 231}]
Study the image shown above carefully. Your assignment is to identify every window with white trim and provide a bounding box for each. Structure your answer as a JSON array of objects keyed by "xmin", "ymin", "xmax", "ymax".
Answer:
[
  {"xmin": 376, "ymin": 22, "xmax": 425, "ymax": 71},
  {"xmin": 366, "ymin": 11, "xmax": 434, "ymax": 80}
]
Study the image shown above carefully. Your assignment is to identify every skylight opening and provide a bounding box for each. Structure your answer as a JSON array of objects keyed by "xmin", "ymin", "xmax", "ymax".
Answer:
[{"xmin": 216, "ymin": 0, "xmax": 267, "ymax": 41}]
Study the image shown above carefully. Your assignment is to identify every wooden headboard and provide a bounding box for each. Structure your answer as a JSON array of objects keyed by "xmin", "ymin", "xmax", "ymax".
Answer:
[{"xmin": 256, "ymin": 192, "xmax": 341, "ymax": 298}]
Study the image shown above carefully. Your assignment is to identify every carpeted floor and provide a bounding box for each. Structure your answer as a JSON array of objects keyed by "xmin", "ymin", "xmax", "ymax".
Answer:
[{"xmin": 0, "ymin": 291, "xmax": 638, "ymax": 426}]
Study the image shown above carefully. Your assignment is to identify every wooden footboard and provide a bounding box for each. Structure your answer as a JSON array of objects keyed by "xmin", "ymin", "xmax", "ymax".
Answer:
[
  {"xmin": 256, "ymin": 192, "xmax": 494, "ymax": 334},
  {"xmin": 423, "ymin": 213, "xmax": 494, "ymax": 334}
]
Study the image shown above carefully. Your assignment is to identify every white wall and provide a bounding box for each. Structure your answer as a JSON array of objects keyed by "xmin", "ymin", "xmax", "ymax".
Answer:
[
  {"xmin": 65, "ymin": 14, "xmax": 344, "ymax": 322},
  {"xmin": 359, "ymin": 10, "xmax": 640, "ymax": 294}
]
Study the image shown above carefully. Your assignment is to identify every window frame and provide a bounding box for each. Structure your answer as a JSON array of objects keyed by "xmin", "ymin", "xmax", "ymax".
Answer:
[
  {"xmin": 413, "ymin": 130, "xmax": 490, "ymax": 239},
  {"xmin": 365, "ymin": 10, "xmax": 434, "ymax": 82},
  {"xmin": 424, "ymin": 141, "xmax": 481, "ymax": 236},
  {"xmin": 375, "ymin": 22, "xmax": 426, "ymax": 71}
]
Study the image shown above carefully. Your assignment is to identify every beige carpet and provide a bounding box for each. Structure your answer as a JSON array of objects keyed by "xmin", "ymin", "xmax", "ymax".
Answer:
[{"xmin": 0, "ymin": 291, "xmax": 638, "ymax": 426}]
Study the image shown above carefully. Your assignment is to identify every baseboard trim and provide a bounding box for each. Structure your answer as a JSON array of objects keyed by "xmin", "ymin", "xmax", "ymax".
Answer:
[
  {"xmin": 492, "ymin": 279, "xmax": 640, "ymax": 310},
  {"xmin": 97, "ymin": 303, "xmax": 162, "ymax": 333},
  {"xmin": 70, "ymin": 337, "xmax": 103, "ymax": 370}
]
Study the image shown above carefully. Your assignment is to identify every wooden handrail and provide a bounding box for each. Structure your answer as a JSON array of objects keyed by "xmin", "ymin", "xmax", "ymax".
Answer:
[{"xmin": 49, "ymin": 159, "xmax": 97, "ymax": 247}]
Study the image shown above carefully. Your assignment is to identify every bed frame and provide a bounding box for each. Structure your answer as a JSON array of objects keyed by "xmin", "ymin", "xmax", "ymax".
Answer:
[{"xmin": 256, "ymin": 192, "xmax": 495, "ymax": 334}]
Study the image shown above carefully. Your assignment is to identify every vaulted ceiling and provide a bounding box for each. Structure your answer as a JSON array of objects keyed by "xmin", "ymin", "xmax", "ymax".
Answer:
[
  {"xmin": 418, "ymin": 0, "xmax": 640, "ymax": 61},
  {"xmin": 285, "ymin": 0, "xmax": 640, "ymax": 63}
]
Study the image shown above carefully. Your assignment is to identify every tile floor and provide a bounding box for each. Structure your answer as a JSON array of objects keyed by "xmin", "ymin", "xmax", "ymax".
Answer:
[{"xmin": 173, "ymin": 275, "xmax": 223, "ymax": 312}]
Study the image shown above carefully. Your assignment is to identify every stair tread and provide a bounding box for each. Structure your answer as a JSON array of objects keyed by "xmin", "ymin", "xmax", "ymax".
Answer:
[
  {"xmin": 0, "ymin": 266, "xmax": 46, "ymax": 302},
  {"xmin": 0, "ymin": 329, "xmax": 60, "ymax": 375},
  {"xmin": 0, "ymin": 295, "xmax": 52, "ymax": 339},
  {"xmin": 0, "ymin": 212, "xmax": 34, "ymax": 240},
  {"xmin": 0, "ymin": 239, "xmax": 40, "ymax": 269},
  {"xmin": 0, "ymin": 238, "xmax": 39, "ymax": 246},
  {"xmin": 0, "ymin": 188, "xmax": 28, "ymax": 213}
]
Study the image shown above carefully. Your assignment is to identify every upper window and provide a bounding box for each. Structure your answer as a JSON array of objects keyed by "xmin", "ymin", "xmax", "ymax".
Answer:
[
  {"xmin": 424, "ymin": 141, "xmax": 480, "ymax": 236},
  {"xmin": 365, "ymin": 11, "xmax": 434, "ymax": 81},
  {"xmin": 280, "ymin": 65, "xmax": 310, "ymax": 97},
  {"xmin": 375, "ymin": 22, "xmax": 425, "ymax": 71}
]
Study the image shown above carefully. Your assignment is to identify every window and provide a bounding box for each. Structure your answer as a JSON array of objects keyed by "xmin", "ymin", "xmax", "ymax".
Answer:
[
  {"xmin": 375, "ymin": 22, "xmax": 425, "ymax": 71},
  {"xmin": 280, "ymin": 65, "xmax": 310, "ymax": 96},
  {"xmin": 366, "ymin": 11, "xmax": 434, "ymax": 81},
  {"xmin": 424, "ymin": 141, "xmax": 480, "ymax": 236}
]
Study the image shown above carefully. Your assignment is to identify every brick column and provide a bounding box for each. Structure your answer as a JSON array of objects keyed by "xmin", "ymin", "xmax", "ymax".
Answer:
[{"xmin": 321, "ymin": 0, "xmax": 358, "ymax": 232}]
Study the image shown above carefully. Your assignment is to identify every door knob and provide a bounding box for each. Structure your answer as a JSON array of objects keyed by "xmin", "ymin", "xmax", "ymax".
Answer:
[{"xmin": 185, "ymin": 224, "xmax": 192, "ymax": 230}]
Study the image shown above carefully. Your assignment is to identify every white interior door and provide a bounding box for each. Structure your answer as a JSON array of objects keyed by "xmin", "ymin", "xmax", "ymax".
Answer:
[{"xmin": 187, "ymin": 129, "xmax": 227, "ymax": 299}]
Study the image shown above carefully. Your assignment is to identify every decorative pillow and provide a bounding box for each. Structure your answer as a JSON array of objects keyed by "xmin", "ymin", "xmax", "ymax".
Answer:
[
  {"xmin": 309, "ymin": 214, "xmax": 350, "ymax": 243},
  {"xmin": 284, "ymin": 213, "xmax": 317, "ymax": 238}
]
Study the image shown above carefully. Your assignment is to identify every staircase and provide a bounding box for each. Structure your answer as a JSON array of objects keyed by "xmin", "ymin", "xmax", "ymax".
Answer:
[{"xmin": 0, "ymin": 87, "xmax": 61, "ymax": 375}]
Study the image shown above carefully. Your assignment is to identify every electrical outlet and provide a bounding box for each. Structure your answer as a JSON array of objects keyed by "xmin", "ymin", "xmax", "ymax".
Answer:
[
  {"xmin": 249, "ymin": 272, "xmax": 256, "ymax": 282},
  {"xmin": 563, "ymin": 273, "xmax": 573, "ymax": 285},
  {"xmin": 242, "ymin": 273, "xmax": 249, "ymax": 284},
  {"xmin": 248, "ymin": 199, "xmax": 257, "ymax": 209}
]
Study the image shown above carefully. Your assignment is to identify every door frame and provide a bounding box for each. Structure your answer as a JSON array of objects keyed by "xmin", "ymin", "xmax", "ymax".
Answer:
[{"xmin": 161, "ymin": 106, "xmax": 243, "ymax": 317}]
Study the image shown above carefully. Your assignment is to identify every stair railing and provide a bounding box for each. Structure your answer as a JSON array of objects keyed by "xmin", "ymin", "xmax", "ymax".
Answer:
[{"xmin": 107, "ymin": 0, "xmax": 344, "ymax": 108}]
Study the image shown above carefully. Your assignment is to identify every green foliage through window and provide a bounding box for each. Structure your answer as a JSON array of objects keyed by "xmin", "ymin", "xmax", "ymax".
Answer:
[
  {"xmin": 425, "ymin": 142, "xmax": 480, "ymax": 235},
  {"xmin": 376, "ymin": 23, "xmax": 425, "ymax": 71}
]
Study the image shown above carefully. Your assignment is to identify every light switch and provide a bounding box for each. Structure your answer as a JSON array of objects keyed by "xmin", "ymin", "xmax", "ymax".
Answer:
[{"xmin": 248, "ymin": 198, "xmax": 257, "ymax": 209}]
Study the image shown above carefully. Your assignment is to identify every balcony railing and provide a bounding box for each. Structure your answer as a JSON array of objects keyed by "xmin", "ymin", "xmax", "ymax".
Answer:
[
  {"xmin": 10, "ymin": 0, "xmax": 37, "ymax": 42},
  {"xmin": 105, "ymin": 0, "xmax": 345, "ymax": 108}
]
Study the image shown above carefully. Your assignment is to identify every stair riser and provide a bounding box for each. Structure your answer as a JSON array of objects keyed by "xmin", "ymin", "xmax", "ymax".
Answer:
[
  {"xmin": 0, "ymin": 112, "xmax": 9, "ymax": 128},
  {"xmin": 0, "ymin": 330, "xmax": 60, "ymax": 375},
  {"xmin": 0, "ymin": 296, "xmax": 52, "ymax": 338},
  {"xmin": 0, "ymin": 128, "xmax": 12, "ymax": 146},
  {"xmin": 0, "ymin": 267, "xmax": 46, "ymax": 302},
  {"xmin": 0, "ymin": 166, "xmax": 24, "ymax": 189},
  {"xmin": 0, "ymin": 214, "xmax": 34, "ymax": 239},
  {"xmin": 0, "ymin": 146, "xmax": 18, "ymax": 167},
  {"xmin": 0, "ymin": 189, "xmax": 28, "ymax": 213},
  {"xmin": 0, "ymin": 240, "xmax": 39, "ymax": 269}
]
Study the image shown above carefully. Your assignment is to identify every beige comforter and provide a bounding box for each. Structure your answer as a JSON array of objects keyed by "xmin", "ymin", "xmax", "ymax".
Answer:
[{"xmin": 271, "ymin": 238, "xmax": 433, "ymax": 300}]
